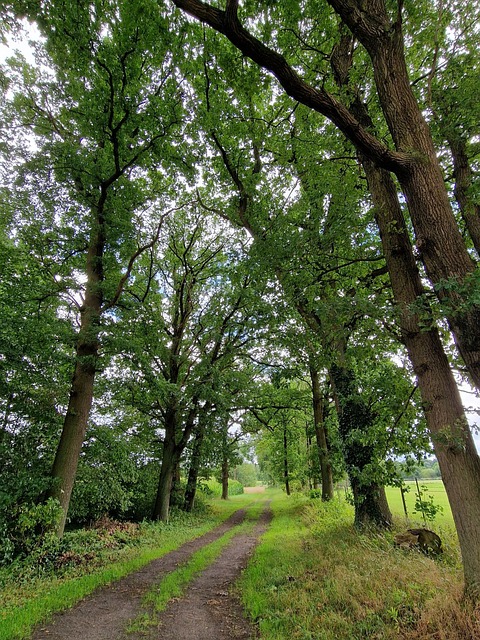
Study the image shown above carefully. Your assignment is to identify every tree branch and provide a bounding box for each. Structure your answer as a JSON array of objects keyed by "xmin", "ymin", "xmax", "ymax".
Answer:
[
  {"xmin": 102, "ymin": 204, "xmax": 187, "ymax": 311},
  {"xmin": 171, "ymin": 0, "xmax": 413, "ymax": 172}
]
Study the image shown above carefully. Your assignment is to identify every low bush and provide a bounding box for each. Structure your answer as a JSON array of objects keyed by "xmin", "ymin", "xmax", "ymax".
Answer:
[{"xmin": 200, "ymin": 477, "xmax": 244, "ymax": 498}]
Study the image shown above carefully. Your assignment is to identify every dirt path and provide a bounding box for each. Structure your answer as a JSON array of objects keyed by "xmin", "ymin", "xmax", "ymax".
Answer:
[
  {"xmin": 146, "ymin": 506, "xmax": 272, "ymax": 640},
  {"xmin": 31, "ymin": 503, "xmax": 271, "ymax": 640}
]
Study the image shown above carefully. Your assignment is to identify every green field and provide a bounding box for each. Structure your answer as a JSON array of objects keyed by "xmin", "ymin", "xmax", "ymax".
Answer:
[{"xmin": 385, "ymin": 480, "xmax": 453, "ymax": 526}]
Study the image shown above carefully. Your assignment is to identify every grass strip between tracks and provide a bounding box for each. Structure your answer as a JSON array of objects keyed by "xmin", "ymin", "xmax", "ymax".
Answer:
[{"xmin": 126, "ymin": 503, "xmax": 266, "ymax": 634}]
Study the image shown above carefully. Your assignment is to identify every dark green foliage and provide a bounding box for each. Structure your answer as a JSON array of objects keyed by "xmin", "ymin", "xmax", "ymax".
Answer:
[{"xmin": 0, "ymin": 498, "xmax": 62, "ymax": 565}]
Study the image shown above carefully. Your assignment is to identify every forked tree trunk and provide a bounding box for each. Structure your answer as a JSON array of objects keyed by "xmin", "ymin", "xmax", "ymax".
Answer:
[
  {"xmin": 48, "ymin": 217, "xmax": 104, "ymax": 537},
  {"xmin": 153, "ymin": 388, "xmax": 200, "ymax": 520},
  {"xmin": 309, "ymin": 364, "xmax": 334, "ymax": 501}
]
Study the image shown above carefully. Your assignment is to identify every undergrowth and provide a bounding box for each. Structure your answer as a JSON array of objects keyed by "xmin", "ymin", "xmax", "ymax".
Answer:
[{"xmin": 240, "ymin": 492, "xmax": 480, "ymax": 640}]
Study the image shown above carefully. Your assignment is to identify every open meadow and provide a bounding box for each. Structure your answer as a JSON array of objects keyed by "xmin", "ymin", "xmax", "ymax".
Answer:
[{"xmin": 385, "ymin": 480, "xmax": 453, "ymax": 526}]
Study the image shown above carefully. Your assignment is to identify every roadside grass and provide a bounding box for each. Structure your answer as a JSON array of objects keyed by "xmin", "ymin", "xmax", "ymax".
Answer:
[
  {"xmin": 0, "ymin": 495, "xmax": 253, "ymax": 640},
  {"xmin": 127, "ymin": 503, "xmax": 264, "ymax": 634},
  {"xmin": 240, "ymin": 491, "xmax": 480, "ymax": 640}
]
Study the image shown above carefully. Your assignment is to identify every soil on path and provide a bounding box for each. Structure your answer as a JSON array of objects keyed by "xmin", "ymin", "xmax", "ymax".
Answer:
[
  {"xmin": 147, "ymin": 506, "xmax": 272, "ymax": 640},
  {"xmin": 31, "ymin": 503, "xmax": 271, "ymax": 640}
]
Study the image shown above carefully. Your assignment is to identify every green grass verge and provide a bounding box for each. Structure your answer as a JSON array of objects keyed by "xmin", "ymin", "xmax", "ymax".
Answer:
[
  {"xmin": 239, "ymin": 490, "xmax": 469, "ymax": 640},
  {"xmin": 0, "ymin": 496, "xmax": 254, "ymax": 640}
]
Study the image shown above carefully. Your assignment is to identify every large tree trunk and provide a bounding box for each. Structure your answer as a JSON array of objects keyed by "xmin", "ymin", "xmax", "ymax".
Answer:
[
  {"xmin": 47, "ymin": 218, "xmax": 104, "ymax": 537},
  {"xmin": 330, "ymin": 361, "xmax": 392, "ymax": 529},
  {"xmin": 328, "ymin": 33, "xmax": 480, "ymax": 596},
  {"xmin": 153, "ymin": 426, "xmax": 177, "ymax": 522},
  {"xmin": 309, "ymin": 364, "xmax": 334, "ymax": 501},
  {"xmin": 153, "ymin": 398, "xmax": 200, "ymax": 521},
  {"xmin": 365, "ymin": 157, "xmax": 480, "ymax": 598},
  {"xmin": 170, "ymin": 461, "xmax": 183, "ymax": 509},
  {"xmin": 184, "ymin": 424, "xmax": 205, "ymax": 512}
]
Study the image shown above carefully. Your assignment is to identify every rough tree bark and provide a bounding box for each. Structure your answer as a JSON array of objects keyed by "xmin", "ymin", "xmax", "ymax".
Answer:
[
  {"xmin": 365, "ymin": 158, "xmax": 480, "ymax": 598},
  {"xmin": 47, "ymin": 208, "xmax": 105, "ymax": 537},
  {"xmin": 170, "ymin": 460, "xmax": 183, "ymax": 508},
  {"xmin": 152, "ymin": 419, "xmax": 178, "ymax": 522},
  {"xmin": 330, "ymin": 358, "xmax": 392, "ymax": 529},
  {"xmin": 184, "ymin": 423, "xmax": 206, "ymax": 512},
  {"xmin": 153, "ymin": 400, "xmax": 199, "ymax": 521},
  {"xmin": 309, "ymin": 364, "xmax": 334, "ymax": 501}
]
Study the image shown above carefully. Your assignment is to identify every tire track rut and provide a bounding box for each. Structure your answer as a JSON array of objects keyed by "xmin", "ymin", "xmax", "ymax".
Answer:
[{"xmin": 31, "ymin": 503, "xmax": 270, "ymax": 640}]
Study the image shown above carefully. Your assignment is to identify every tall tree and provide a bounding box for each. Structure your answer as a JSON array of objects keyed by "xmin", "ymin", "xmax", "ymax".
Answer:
[
  {"xmin": 119, "ymin": 208, "xmax": 257, "ymax": 520},
  {"xmin": 170, "ymin": 0, "xmax": 480, "ymax": 596},
  {"xmin": 189, "ymin": 41, "xmax": 394, "ymax": 525},
  {"xmin": 309, "ymin": 362, "xmax": 334, "ymax": 501},
  {"xmin": 328, "ymin": 31, "xmax": 480, "ymax": 597},
  {"xmin": 1, "ymin": 0, "xmax": 188, "ymax": 534}
]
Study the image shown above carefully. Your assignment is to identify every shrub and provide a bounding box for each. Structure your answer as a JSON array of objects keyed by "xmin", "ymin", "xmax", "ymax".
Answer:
[
  {"xmin": 229, "ymin": 479, "xmax": 244, "ymax": 496},
  {"xmin": 200, "ymin": 477, "xmax": 244, "ymax": 497},
  {"xmin": 0, "ymin": 498, "xmax": 62, "ymax": 565}
]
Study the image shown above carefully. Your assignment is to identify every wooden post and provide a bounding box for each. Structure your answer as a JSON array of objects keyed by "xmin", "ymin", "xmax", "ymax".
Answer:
[{"xmin": 400, "ymin": 485, "xmax": 408, "ymax": 521}]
